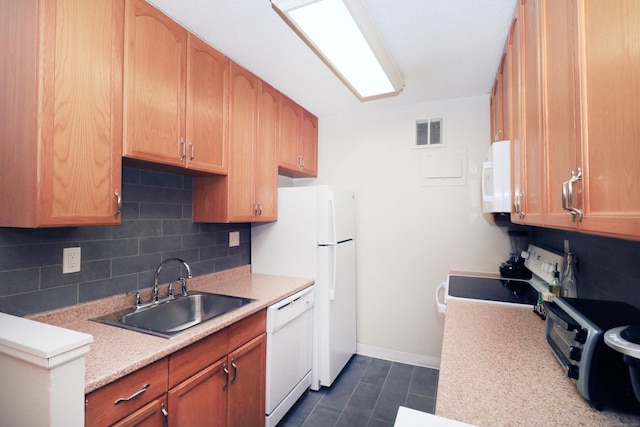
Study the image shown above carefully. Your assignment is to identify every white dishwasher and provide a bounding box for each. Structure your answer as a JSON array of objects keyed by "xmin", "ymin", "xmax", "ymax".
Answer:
[{"xmin": 265, "ymin": 285, "xmax": 315, "ymax": 427}]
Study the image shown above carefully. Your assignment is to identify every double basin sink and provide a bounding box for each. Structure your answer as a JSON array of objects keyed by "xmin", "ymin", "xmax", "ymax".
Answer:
[{"xmin": 92, "ymin": 291, "xmax": 255, "ymax": 338}]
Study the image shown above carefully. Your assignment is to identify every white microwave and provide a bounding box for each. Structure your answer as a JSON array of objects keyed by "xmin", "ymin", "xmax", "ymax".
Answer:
[{"xmin": 481, "ymin": 140, "xmax": 511, "ymax": 213}]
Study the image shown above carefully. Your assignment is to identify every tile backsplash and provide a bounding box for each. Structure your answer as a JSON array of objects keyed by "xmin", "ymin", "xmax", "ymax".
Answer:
[
  {"xmin": 530, "ymin": 226, "xmax": 640, "ymax": 307},
  {"xmin": 0, "ymin": 165, "xmax": 250, "ymax": 316}
]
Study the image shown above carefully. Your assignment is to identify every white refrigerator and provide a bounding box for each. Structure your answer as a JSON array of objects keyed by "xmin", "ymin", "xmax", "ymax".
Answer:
[{"xmin": 251, "ymin": 185, "xmax": 356, "ymax": 390}]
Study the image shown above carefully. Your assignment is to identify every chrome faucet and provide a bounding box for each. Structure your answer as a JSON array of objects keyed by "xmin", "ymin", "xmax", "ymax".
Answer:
[{"xmin": 153, "ymin": 258, "xmax": 193, "ymax": 302}]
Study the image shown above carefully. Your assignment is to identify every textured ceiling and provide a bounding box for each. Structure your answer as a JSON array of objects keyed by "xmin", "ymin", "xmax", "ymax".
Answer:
[{"xmin": 147, "ymin": 0, "xmax": 517, "ymax": 117}]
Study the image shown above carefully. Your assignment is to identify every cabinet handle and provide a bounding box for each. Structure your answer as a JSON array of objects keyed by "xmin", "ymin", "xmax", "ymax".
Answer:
[
  {"xmin": 258, "ymin": 202, "xmax": 263, "ymax": 218},
  {"xmin": 189, "ymin": 141, "xmax": 194, "ymax": 164},
  {"xmin": 514, "ymin": 191, "xmax": 525, "ymax": 219},
  {"xmin": 231, "ymin": 359, "xmax": 237, "ymax": 384},
  {"xmin": 180, "ymin": 138, "xmax": 186, "ymax": 162},
  {"xmin": 223, "ymin": 363, "xmax": 229, "ymax": 391},
  {"xmin": 562, "ymin": 168, "xmax": 583, "ymax": 222},
  {"xmin": 114, "ymin": 383, "xmax": 149, "ymax": 405},
  {"xmin": 114, "ymin": 189, "xmax": 122, "ymax": 219}
]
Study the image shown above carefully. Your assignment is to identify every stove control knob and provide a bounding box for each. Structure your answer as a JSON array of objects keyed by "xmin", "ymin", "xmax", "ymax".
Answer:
[
  {"xmin": 569, "ymin": 346, "xmax": 582, "ymax": 362},
  {"xmin": 568, "ymin": 364, "xmax": 580, "ymax": 380},
  {"xmin": 574, "ymin": 328, "xmax": 588, "ymax": 344}
]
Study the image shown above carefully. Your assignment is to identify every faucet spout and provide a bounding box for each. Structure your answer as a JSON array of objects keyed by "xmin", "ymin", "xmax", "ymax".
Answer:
[{"xmin": 153, "ymin": 258, "xmax": 193, "ymax": 302}]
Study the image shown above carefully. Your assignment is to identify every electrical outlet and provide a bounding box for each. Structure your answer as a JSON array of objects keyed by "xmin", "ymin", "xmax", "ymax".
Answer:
[
  {"xmin": 63, "ymin": 247, "xmax": 81, "ymax": 274},
  {"xmin": 229, "ymin": 231, "xmax": 240, "ymax": 247}
]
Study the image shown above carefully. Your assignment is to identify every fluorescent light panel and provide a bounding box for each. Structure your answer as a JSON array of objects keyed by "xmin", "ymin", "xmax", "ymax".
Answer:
[{"xmin": 272, "ymin": 0, "xmax": 404, "ymax": 100}]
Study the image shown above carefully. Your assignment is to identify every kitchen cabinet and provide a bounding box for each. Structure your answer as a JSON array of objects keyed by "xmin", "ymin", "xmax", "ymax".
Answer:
[
  {"xmin": 571, "ymin": 0, "xmax": 640, "ymax": 239},
  {"xmin": 86, "ymin": 311, "xmax": 266, "ymax": 427},
  {"xmin": 123, "ymin": 0, "xmax": 228, "ymax": 174},
  {"xmin": 85, "ymin": 358, "xmax": 169, "ymax": 426},
  {"xmin": 192, "ymin": 64, "xmax": 277, "ymax": 222},
  {"xmin": 112, "ymin": 396, "xmax": 168, "ymax": 427},
  {"xmin": 0, "ymin": 0, "xmax": 123, "ymax": 227},
  {"xmin": 540, "ymin": 0, "xmax": 581, "ymax": 230},
  {"xmin": 515, "ymin": 0, "xmax": 545, "ymax": 226},
  {"xmin": 490, "ymin": 56, "xmax": 505, "ymax": 142},
  {"xmin": 278, "ymin": 96, "xmax": 318, "ymax": 178},
  {"xmin": 168, "ymin": 310, "xmax": 266, "ymax": 427}
]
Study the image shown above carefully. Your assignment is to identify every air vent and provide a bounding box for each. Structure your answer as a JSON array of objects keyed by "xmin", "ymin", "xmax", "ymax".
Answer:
[{"xmin": 416, "ymin": 118, "xmax": 443, "ymax": 147}]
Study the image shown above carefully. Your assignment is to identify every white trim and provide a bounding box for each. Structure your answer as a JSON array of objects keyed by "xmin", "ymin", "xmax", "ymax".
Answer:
[{"xmin": 356, "ymin": 343, "xmax": 441, "ymax": 369}]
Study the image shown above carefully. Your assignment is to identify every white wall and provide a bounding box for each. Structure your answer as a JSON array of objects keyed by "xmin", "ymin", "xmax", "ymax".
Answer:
[{"xmin": 290, "ymin": 95, "xmax": 511, "ymax": 367}]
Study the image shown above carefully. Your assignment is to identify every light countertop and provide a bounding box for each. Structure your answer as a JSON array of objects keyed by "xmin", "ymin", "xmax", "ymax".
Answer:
[
  {"xmin": 436, "ymin": 299, "xmax": 640, "ymax": 426},
  {"xmin": 28, "ymin": 266, "xmax": 314, "ymax": 393}
]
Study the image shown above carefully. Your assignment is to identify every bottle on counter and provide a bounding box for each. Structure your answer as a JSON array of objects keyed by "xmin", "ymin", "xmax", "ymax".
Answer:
[
  {"xmin": 549, "ymin": 265, "xmax": 562, "ymax": 297},
  {"xmin": 561, "ymin": 253, "xmax": 577, "ymax": 298}
]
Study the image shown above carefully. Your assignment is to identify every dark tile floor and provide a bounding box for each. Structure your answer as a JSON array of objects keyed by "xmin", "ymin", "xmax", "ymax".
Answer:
[{"xmin": 277, "ymin": 355, "xmax": 439, "ymax": 427}]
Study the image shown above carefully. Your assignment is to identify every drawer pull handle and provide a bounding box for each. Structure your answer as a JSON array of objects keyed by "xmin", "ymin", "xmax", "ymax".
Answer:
[
  {"xmin": 114, "ymin": 383, "xmax": 150, "ymax": 405},
  {"xmin": 223, "ymin": 363, "xmax": 229, "ymax": 391},
  {"xmin": 231, "ymin": 359, "xmax": 237, "ymax": 384}
]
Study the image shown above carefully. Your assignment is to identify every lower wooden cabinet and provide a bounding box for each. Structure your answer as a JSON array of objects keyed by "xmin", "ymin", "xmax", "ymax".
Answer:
[{"xmin": 85, "ymin": 311, "xmax": 266, "ymax": 427}]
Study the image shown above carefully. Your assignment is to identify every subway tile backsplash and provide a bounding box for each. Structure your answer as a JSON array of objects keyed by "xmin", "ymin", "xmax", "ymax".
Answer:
[{"xmin": 0, "ymin": 165, "xmax": 250, "ymax": 317}]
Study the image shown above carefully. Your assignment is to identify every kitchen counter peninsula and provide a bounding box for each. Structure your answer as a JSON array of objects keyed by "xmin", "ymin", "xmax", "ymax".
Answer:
[
  {"xmin": 29, "ymin": 265, "xmax": 314, "ymax": 393},
  {"xmin": 436, "ymin": 299, "xmax": 640, "ymax": 426}
]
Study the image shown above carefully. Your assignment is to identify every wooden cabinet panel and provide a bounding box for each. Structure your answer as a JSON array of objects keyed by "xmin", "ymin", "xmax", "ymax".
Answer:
[
  {"xmin": 123, "ymin": 0, "xmax": 186, "ymax": 167},
  {"xmin": 85, "ymin": 358, "xmax": 169, "ymax": 427},
  {"xmin": 0, "ymin": 0, "xmax": 123, "ymax": 227},
  {"xmin": 255, "ymin": 82, "xmax": 279, "ymax": 222},
  {"xmin": 228, "ymin": 310, "xmax": 266, "ymax": 351},
  {"xmin": 577, "ymin": 0, "xmax": 640, "ymax": 238},
  {"xmin": 186, "ymin": 35, "xmax": 229, "ymax": 174},
  {"xmin": 520, "ymin": 0, "xmax": 544, "ymax": 225},
  {"xmin": 510, "ymin": 9, "xmax": 525, "ymax": 223},
  {"xmin": 113, "ymin": 395, "xmax": 168, "ymax": 427},
  {"xmin": 168, "ymin": 359, "xmax": 227, "ymax": 427},
  {"xmin": 227, "ymin": 334, "xmax": 266, "ymax": 427},
  {"xmin": 169, "ymin": 328, "xmax": 228, "ymax": 389},
  {"xmin": 540, "ymin": 0, "xmax": 581, "ymax": 229},
  {"xmin": 278, "ymin": 96, "xmax": 318, "ymax": 178}
]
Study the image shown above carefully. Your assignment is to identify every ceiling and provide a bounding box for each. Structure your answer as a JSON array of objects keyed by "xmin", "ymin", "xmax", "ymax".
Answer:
[{"xmin": 148, "ymin": 0, "xmax": 517, "ymax": 117}]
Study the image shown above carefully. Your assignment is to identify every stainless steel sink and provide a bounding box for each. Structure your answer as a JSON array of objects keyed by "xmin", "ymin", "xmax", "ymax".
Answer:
[{"xmin": 91, "ymin": 292, "xmax": 256, "ymax": 338}]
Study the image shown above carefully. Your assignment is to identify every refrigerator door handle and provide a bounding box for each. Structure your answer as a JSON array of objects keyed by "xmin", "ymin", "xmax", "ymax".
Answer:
[{"xmin": 329, "ymin": 245, "xmax": 337, "ymax": 301}]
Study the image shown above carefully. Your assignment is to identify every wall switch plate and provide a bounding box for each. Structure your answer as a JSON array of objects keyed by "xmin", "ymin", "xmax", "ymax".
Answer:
[
  {"xmin": 63, "ymin": 247, "xmax": 81, "ymax": 274},
  {"xmin": 229, "ymin": 231, "xmax": 240, "ymax": 248}
]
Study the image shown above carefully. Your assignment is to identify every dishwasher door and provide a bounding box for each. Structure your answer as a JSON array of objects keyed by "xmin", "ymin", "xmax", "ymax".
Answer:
[{"xmin": 265, "ymin": 285, "xmax": 315, "ymax": 426}]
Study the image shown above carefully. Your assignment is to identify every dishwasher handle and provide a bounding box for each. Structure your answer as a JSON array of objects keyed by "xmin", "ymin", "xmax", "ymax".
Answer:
[{"xmin": 266, "ymin": 286, "xmax": 315, "ymax": 333}]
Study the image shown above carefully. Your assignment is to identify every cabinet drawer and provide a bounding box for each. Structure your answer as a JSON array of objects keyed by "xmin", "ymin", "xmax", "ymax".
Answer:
[
  {"xmin": 228, "ymin": 310, "xmax": 266, "ymax": 351},
  {"xmin": 85, "ymin": 358, "xmax": 168, "ymax": 427},
  {"xmin": 169, "ymin": 328, "xmax": 228, "ymax": 389}
]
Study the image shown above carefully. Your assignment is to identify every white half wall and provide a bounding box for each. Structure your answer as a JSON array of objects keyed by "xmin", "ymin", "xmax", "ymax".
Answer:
[{"xmin": 302, "ymin": 95, "xmax": 512, "ymax": 367}]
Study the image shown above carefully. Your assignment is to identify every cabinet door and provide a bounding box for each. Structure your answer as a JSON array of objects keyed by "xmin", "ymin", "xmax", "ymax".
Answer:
[
  {"xmin": 168, "ymin": 359, "xmax": 227, "ymax": 427},
  {"xmin": 299, "ymin": 109, "xmax": 318, "ymax": 177},
  {"xmin": 510, "ymin": 10, "xmax": 525, "ymax": 223},
  {"xmin": 492, "ymin": 56, "xmax": 505, "ymax": 142},
  {"xmin": 123, "ymin": 0, "xmax": 186, "ymax": 167},
  {"xmin": 255, "ymin": 82, "xmax": 279, "ymax": 222},
  {"xmin": 541, "ymin": 0, "xmax": 581, "ymax": 229},
  {"xmin": 186, "ymin": 35, "xmax": 229, "ymax": 174},
  {"xmin": 519, "ymin": 0, "xmax": 544, "ymax": 225},
  {"xmin": 113, "ymin": 395, "xmax": 168, "ymax": 427},
  {"xmin": 0, "ymin": 0, "xmax": 124, "ymax": 227},
  {"xmin": 278, "ymin": 96, "xmax": 302, "ymax": 172},
  {"xmin": 227, "ymin": 63, "xmax": 258, "ymax": 221},
  {"xmin": 227, "ymin": 334, "xmax": 266, "ymax": 427},
  {"xmin": 578, "ymin": 0, "xmax": 640, "ymax": 238}
]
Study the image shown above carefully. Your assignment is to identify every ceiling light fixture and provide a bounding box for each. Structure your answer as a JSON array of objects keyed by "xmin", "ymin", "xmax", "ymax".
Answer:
[{"xmin": 271, "ymin": 0, "xmax": 404, "ymax": 101}]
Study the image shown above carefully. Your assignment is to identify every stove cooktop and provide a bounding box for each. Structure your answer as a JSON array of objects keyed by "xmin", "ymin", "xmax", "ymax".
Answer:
[{"xmin": 447, "ymin": 275, "xmax": 538, "ymax": 306}]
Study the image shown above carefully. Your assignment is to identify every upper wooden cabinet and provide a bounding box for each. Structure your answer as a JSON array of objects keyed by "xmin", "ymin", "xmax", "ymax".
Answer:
[
  {"xmin": 192, "ymin": 64, "xmax": 277, "ymax": 223},
  {"xmin": 0, "ymin": 0, "xmax": 124, "ymax": 227},
  {"xmin": 123, "ymin": 0, "xmax": 228, "ymax": 174},
  {"xmin": 278, "ymin": 97, "xmax": 318, "ymax": 178},
  {"xmin": 504, "ymin": 0, "xmax": 640, "ymax": 240}
]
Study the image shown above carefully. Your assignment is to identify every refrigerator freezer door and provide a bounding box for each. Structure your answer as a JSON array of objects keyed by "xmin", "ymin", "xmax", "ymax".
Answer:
[
  {"xmin": 317, "ymin": 186, "xmax": 355, "ymax": 245},
  {"xmin": 315, "ymin": 240, "xmax": 357, "ymax": 388}
]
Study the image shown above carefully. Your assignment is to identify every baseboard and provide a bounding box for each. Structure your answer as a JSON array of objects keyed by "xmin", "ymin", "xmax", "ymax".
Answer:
[{"xmin": 356, "ymin": 343, "xmax": 441, "ymax": 369}]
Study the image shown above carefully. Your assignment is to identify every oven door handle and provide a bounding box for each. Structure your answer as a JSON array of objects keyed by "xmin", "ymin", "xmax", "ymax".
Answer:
[{"xmin": 543, "ymin": 301, "xmax": 580, "ymax": 331}]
